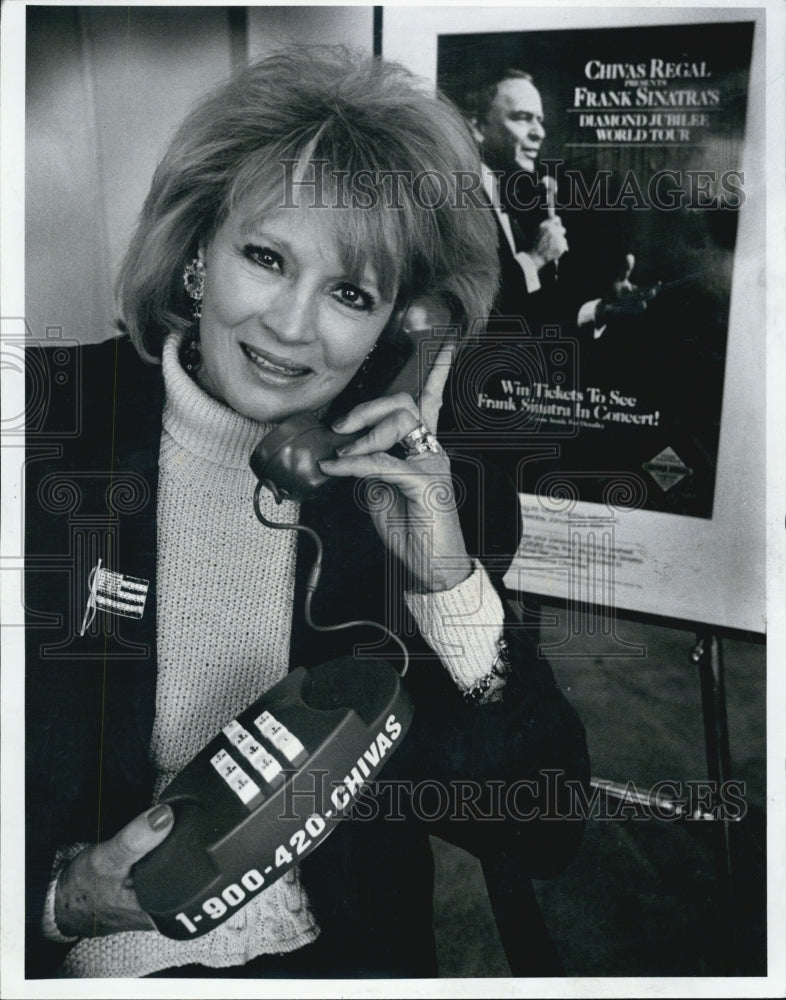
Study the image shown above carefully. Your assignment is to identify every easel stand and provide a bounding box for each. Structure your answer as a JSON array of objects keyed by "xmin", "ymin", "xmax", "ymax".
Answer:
[
  {"xmin": 590, "ymin": 627, "xmax": 740, "ymax": 974},
  {"xmin": 690, "ymin": 631, "xmax": 737, "ymax": 975}
]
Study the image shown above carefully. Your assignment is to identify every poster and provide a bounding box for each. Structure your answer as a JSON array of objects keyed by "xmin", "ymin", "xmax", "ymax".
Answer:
[
  {"xmin": 436, "ymin": 21, "xmax": 753, "ymax": 520},
  {"xmin": 384, "ymin": 6, "xmax": 767, "ymax": 633}
]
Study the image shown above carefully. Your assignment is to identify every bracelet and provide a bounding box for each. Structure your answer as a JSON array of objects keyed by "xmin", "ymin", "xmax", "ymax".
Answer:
[{"xmin": 462, "ymin": 637, "xmax": 511, "ymax": 704}]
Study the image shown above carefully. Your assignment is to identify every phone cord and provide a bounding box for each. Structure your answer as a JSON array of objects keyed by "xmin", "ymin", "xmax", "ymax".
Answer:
[{"xmin": 253, "ymin": 483, "xmax": 410, "ymax": 677}]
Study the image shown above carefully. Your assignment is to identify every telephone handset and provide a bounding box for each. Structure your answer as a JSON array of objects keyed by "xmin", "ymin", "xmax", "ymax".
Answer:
[{"xmin": 250, "ymin": 296, "xmax": 454, "ymax": 502}]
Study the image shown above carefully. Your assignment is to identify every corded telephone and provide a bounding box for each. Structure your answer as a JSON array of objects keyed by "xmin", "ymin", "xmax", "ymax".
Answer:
[{"xmin": 133, "ymin": 297, "xmax": 452, "ymax": 938}]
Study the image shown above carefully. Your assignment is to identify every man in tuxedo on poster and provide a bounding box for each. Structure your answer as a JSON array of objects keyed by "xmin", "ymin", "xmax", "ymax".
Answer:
[{"xmin": 467, "ymin": 68, "xmax": 656, "ymax": 337}]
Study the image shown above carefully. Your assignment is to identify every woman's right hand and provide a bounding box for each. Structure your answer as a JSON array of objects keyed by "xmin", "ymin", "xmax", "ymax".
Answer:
[{"xmin": 54, "ymin": 804, "xmax": 174, "ymax": 938}]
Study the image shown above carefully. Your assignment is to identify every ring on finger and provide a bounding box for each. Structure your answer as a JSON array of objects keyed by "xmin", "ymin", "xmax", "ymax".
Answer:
[{"xmin": 398, "ymin": 421, "xmax": 441, "ymax": 458}]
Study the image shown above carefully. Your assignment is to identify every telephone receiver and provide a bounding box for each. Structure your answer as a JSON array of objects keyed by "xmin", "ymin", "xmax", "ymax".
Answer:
[{"xmin": 249, "ymin": 296, "xmax": 455, "ymax": 502}]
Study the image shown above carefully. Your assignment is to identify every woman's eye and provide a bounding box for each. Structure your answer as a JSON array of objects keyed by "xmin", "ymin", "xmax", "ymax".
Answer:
[
  {"xmin": 244, "ymin": 245, "xmax": 282, "ymax": 271},
  {"xmin": 333, "ymin": 283, "xmax": 375, "ymax": 312}
]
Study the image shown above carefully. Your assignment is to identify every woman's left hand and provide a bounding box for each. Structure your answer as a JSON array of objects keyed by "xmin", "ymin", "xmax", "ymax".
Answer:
[{"xmin": 319, "ymin": 344, "xmax": 472, "ymax": 593}]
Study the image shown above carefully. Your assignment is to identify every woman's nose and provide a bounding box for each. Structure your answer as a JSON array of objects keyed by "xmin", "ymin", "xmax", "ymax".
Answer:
[{"xmin": 261, "ymin": 284, "xmax": 317, "ymax": 344}]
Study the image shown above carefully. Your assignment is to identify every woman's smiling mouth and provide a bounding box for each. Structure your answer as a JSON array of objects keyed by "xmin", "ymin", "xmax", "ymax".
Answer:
[{"xmin": 241, "ymin": 343, "xmax": 313, "ymax": 380}]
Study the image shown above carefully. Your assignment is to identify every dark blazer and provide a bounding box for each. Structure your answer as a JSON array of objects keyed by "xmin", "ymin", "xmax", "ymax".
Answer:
[{"xmin": 25, "ymin": 335, "xmax": 589, "ymax": 977}]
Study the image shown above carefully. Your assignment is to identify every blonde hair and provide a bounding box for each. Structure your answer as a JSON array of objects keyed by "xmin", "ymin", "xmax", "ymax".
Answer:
[{"xmin": 117, "ymin": 46, "xmax": 499, "ymax": 361}]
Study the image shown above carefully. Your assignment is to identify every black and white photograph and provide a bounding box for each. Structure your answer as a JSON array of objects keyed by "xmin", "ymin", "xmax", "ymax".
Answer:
[{"xmin": 1, "ymin": 2, "xmax": 783, "ymax": 997}]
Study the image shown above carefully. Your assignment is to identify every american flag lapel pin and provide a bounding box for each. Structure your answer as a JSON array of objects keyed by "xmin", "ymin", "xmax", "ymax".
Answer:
[{"xmin": 79, "ymin": 558, "xmax": 150, "ymax": 636}]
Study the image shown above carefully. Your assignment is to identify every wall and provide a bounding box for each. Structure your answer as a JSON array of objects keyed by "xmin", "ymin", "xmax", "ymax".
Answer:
[
  {"xmin": 247, "ymin": 5, "xmax": 373, "ymax": 60},
  {"xmin": 25, "ymin": 6, "xmax": 373, "ymax": 345}
]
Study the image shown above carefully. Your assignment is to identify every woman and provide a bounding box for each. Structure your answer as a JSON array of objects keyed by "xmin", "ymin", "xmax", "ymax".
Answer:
[{"xmin": 25, "ymin": 47, "xmax": 589, "ymax": 978}]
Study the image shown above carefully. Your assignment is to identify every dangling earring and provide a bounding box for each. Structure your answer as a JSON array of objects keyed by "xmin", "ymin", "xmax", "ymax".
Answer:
[
  {"xmin": 182, "ymin": 257, "xmax": 205, "ymax": 373},
  {"xmin": 183, "ymin": 257, "xmax": 205, "ymax": 319}
]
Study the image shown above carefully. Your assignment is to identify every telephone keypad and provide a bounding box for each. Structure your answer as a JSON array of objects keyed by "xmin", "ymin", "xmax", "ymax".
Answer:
[{"xmin": 216, "ymin": 716, "xmax": 296, "ymax": 806}]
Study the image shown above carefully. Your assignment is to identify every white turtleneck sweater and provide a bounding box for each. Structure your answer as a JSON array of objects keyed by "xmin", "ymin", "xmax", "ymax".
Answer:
[{"xmin": 50, "ymin": 332, "xmax": 505, "ymax": 977}]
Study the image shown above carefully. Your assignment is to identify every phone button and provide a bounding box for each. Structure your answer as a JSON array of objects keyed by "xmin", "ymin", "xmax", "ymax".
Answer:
[
  {"xmin": 253, "ymin": 710, "xmax": 307, "ymax": 764},
  {"xmin": 242, "ymin": 740, "xmax": 284, "ymax": 786},
  {"xmin": 223, "ymin": 719, "xmax": 262, "ymax": 756},
  {"xmin": 210, "ymin": 750, "xmax": 262, "ymax": 806}
]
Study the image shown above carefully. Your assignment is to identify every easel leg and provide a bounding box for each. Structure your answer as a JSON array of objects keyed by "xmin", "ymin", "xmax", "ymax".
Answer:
[{"xmin": 691, "ymin": 632, "xmax": 736, "ymax": 973}]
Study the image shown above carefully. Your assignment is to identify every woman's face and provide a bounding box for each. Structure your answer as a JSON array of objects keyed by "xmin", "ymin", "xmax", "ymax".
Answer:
[{"xmin": 195, "ymin": 204, "xmax": 397, "ymax": 423}]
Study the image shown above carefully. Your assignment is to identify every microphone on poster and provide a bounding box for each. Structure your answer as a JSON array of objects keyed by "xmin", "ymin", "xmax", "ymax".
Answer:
[
  {"xmin": 540, "ymin": 174, "xmax": 558, "ymax": 219},
  {"xmin": 540, "ymin": 174, "xmax": 560, "ymax": 274}
]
